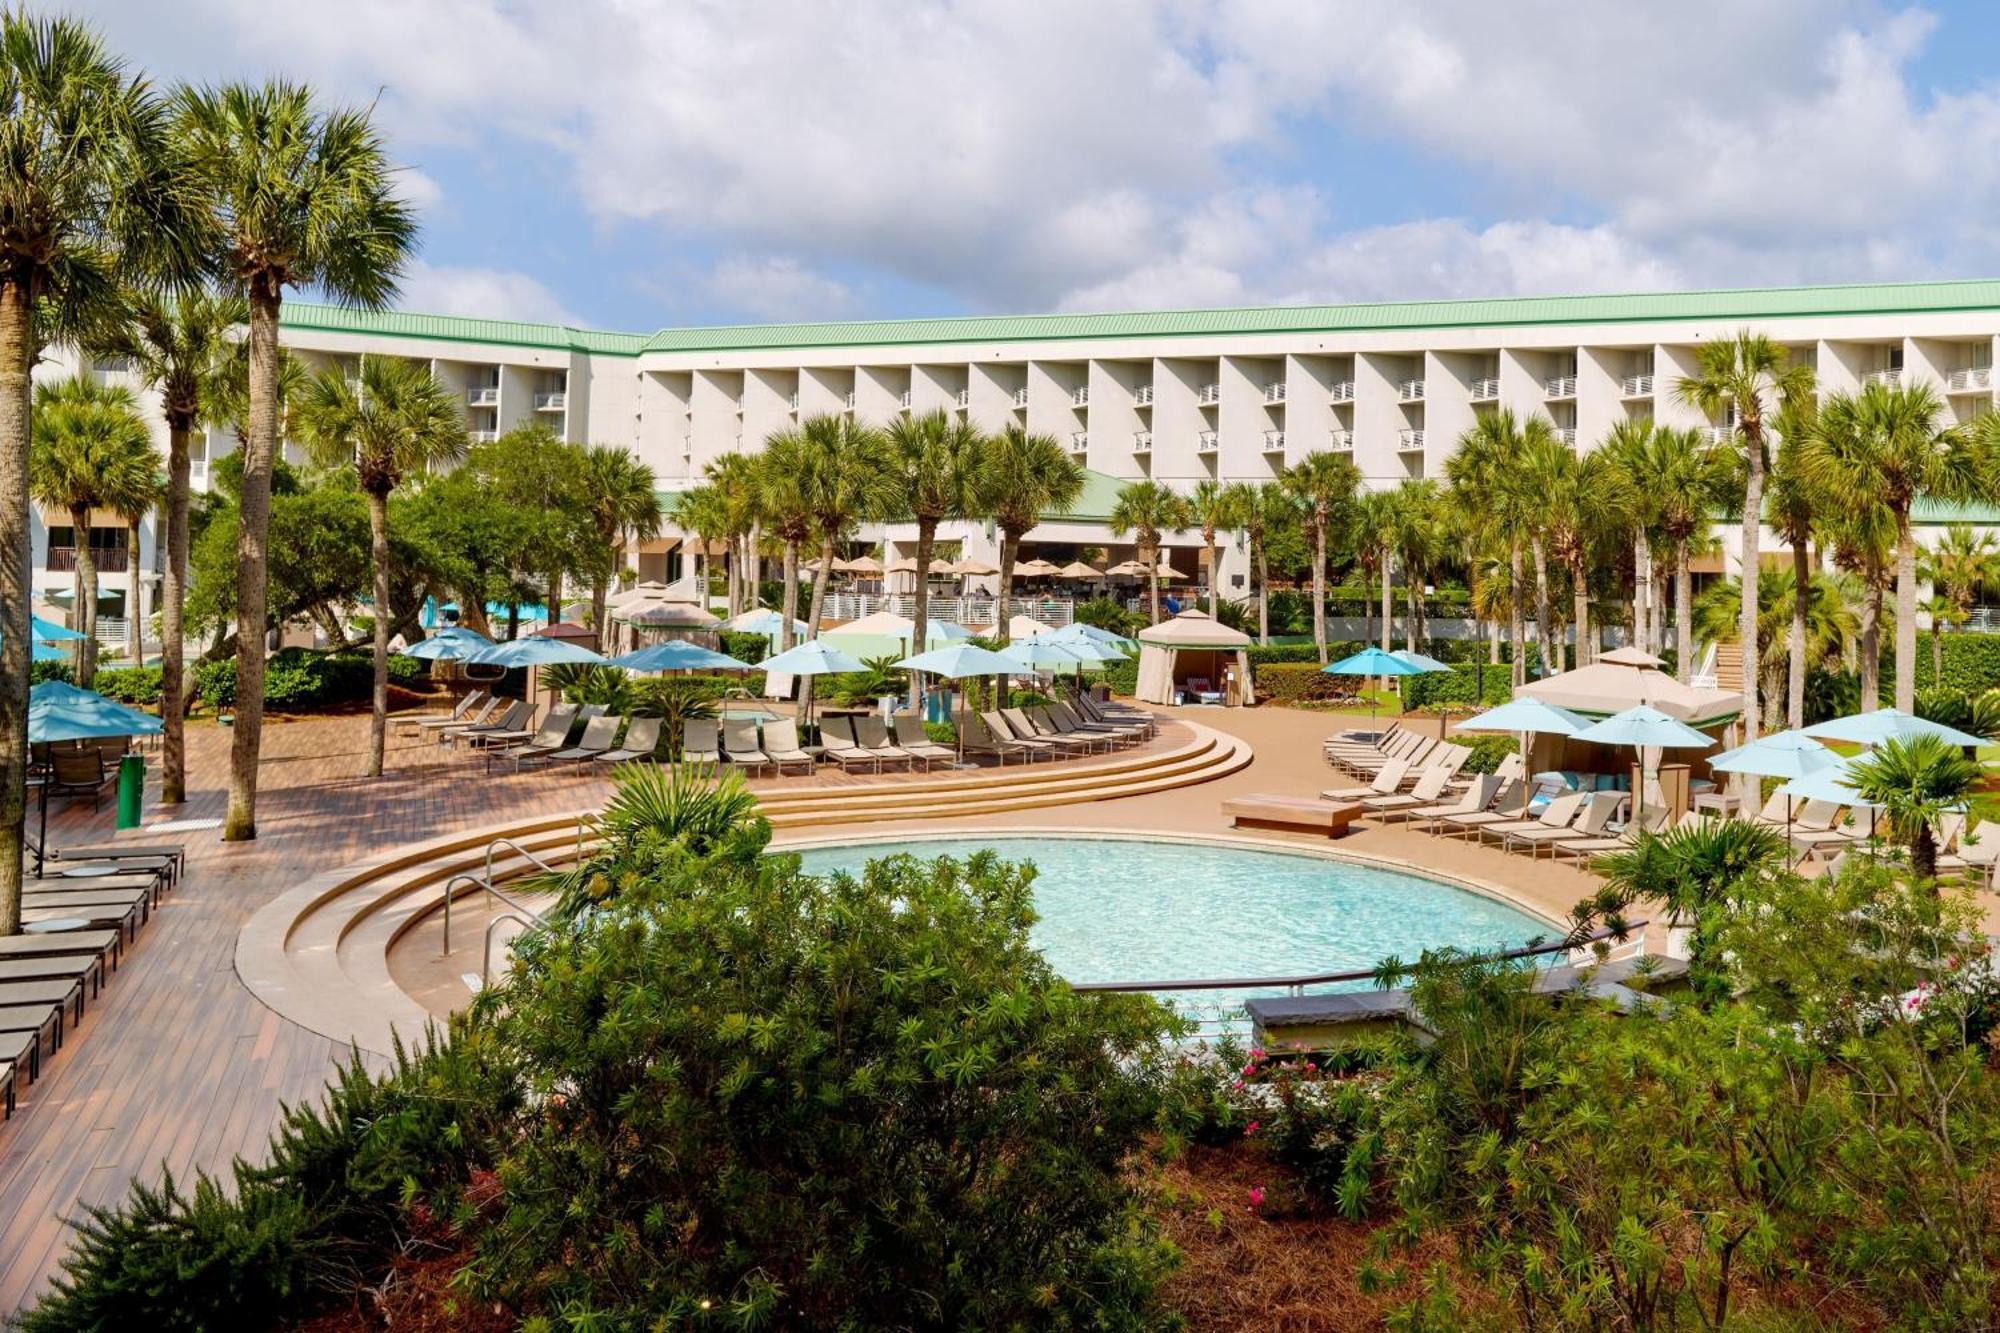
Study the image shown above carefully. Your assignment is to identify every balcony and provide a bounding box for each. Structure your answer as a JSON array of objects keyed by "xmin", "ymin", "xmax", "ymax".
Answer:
[
  {"xmin": 1071, "ymin": 386, "xmax": 1089, "ymax": 407},
  {"xmin": 534, "ymin": 391, "xmax": 566, "ymax": 411},
  {"xmin": 1329, "ymin": 380, "xmax": 1356, "ymax": 402},
  {"xmin": 844, "ymin": 390, "xmax": 858, "ymax": 410},
  {"xmin": 1553, "ymin": 427, "xmax": 1578, "ymax": 446},
  {"xmin": 1621, "ymin": 372, "xmax": 1654, "ymax": 397},
  {"xmin": 1544, "ymin": 375, "xmax": 1576, "ymax": 399},
  {"xmin": 46, "ymin": 547, "xmax": 128, "ymax": 573},
  {"xmin": 1330, "ymin": 429, "xmax": 1353, "ymax": 451},
  {"xmin": 469, "ymin": 428, "xmax": 498, "ymax": 444},
  {"xmin": 1130, "ymin": 431, "xmax": 1150, "ymax": 453},
  {"xmin": 1263, "ymin": 429, "xmax": 1285, "ymax": 451},
  {"xmin": 1196, "ymin": 431, "xmax": 1219, "ymax": 453},
  {"xmin": 1071, "ymin": 431, "xmax": 1091, "ymax": 454},
  {"xmin": 1011, "ymin": 387, "xmax": 1029, "ymax": 408},
  {"xmin": 1397, "ymin": 379, "xmax": 1425, "ymax": 402},
  {"xmin": 1700, "ymin": 425, "xmax": 1737, "ymax": 444},
  {"xmin": 466, "ymin": 386, "xmax": 499, "ymax": 407},
  {"xmin": 1947, "ymin": 366, "xmax": 1993, "ymax": 393},
  {"xmin": 1133, "ymin": 384, "xmax": 1153, "ymax": 406},
  {"xmin": 788, "ymin": 391, "xmax": 800, "ymax": 411},
  {"xmin": 954, "ymin": 388, "xmax": 970, "ymax": 407},
  {"xmin": 898, "ymin": 389, "xmax": 912, "ymax": 409},
  {"xmin": 1197, "ymin": 383, "xmax": 1221, "ymax": 406},
  {"xmin": 1398, "ymin": 428, "xmax": 1425, "ymax": 451},
  {"xmin": 188, "ymin": 459, "xmax": 209, "ymax": 489},
  {"xmin": 1263, "ymin": 382, "xmax": 1287, "ymax": 403},
  {"xmin": 1863, "ymin": 367, "xmax": 1902, "ymax": 387},
  {"xmin": 1470, "ymin": 376, "xmax": 1501, "ymax": 400}
]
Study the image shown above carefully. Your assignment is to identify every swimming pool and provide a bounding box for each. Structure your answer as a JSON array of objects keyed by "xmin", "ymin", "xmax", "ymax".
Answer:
[{"xmin": 789, "ymin": 835, "xmax": 1548, "ymax": 1029}]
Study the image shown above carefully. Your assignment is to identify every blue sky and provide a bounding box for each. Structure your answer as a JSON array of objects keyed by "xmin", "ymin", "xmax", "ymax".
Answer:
[{"xmin": 79, "ymin": 1, "xmax": 2000, "ymax": 332}]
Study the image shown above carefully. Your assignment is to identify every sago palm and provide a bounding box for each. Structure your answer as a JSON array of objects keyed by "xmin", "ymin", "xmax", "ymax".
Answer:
[
  {"xmin": 1279, "ymin": 451, "xmax": 1360, "ymax": 664},
  {"xmin": 175, "ymin": 79, "xmax": 417, "ymax": 840},
  {"xmin": 976, "ymin": 427, "xmax": 1083, "ymax": 646},
  {"xmin": 1847, "ymin": 734, "xmax": 1981, "ymax": 881},
  {"xmin": 0, "ymin": 12, "xmax": 197, "ymax": 933},
  {"xmin": 1185, "ymin": 479, "xmax": 1232, "ymax": 619},
  {"xmin": 91, "ymin": 287, "xmax": 243, "ymax": 801},
  {"xmin": 1107, "ymin": 479, "xmax": 1189, "ymax": 627},
  {"xmin": 295, "ymin": 355, "xmax": 464, "ymax": 777},
  {"xmin": 29, "ymin": 378, "xmax": 155, "ymax": 687},
  {"xmin": 1221, "ymin": 481, "xmax": 1291, "ymax": 645},
  {"xmin": 579, "ymin": 445, "xmax": 662, "ymax": 640},
  {"xmin": 882, "ymin": 409, "xmax": 982, "ymax": 672},
  {"xmin": 1674, "ymin": 332, "xmax": 1814, "ymax": 741}
]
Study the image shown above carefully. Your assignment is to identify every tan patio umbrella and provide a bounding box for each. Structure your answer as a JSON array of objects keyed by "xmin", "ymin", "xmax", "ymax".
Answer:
[
  {"xmin": 833, "ymin": 555, "xmax": 885, "ymax": 575},
  {"xmin": 947, "ymin": 558, "xmax": 999, "ymax": 576},
  {"xmin": 1104, "ymin": 560, "xmax": 1148, "ymax": 577},
  {"xmin": 1013, "ymin": 558, "xmax": 1060, "ymax": 577},
  {"xmin": 885, "ymin": 557, "xmax": 918, "ymax": 574},
  {"xmin": 1057, "ymin": 560, "xmax": 1105, "ymax": 579},
  {"xmin": 1151, "ymin": 560, "xmax": 1187, "ymax": 580}
]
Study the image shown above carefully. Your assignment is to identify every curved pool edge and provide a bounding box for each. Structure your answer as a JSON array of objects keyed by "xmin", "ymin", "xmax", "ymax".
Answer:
[{"xmin": 769, "ymin": 824, "xmax": 1570, "ymax": 934}]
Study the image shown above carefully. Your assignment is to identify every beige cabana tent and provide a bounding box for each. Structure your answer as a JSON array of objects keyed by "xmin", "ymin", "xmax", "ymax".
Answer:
[
  {"xmin": 1135, "ymin": 609, "xmax": 1255, "ymax": 705},
  {"xmin": 1519, "ymin": 646, "xmax": 1740, "ymax": 725}
]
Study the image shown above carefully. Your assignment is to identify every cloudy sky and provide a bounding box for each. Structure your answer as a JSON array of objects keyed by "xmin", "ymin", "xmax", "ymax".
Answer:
[{"xmin": 76, "ymin": 0, "xmax": 2000, "ymax": 331}]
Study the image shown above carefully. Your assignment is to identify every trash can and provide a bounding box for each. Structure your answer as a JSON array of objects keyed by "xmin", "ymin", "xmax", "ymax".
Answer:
[{"xmin": 116, "ymin": 753, "xmax": 144, "ymax": 830}]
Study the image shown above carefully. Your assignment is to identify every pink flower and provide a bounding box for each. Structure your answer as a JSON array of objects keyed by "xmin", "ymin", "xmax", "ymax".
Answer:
[
  {"xmin": 1241, "ymin": 1064, "xmax": 1256, "ymax": 1077},
  {"xmin": 1231, "ymin": 1079, "xmax": 1244, "ymax": 1090},
  {"xmin": 1249, "ymin": 1047, "xmax": 1265, "ymax": 1060},
  {"xmin": 1247, "ymin": 1186, "xmax": 1265, "ymax": 1210},
  {"xmin": 1245, "ymin": 1120, "xmax": 1260, "ymax": 1137},
  {"xmin": 1304, "ymin": 1062, "xmax": 1318, "ymax": 1073}
]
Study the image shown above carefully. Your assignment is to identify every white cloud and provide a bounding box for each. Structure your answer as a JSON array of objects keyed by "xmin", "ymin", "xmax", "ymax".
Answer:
[
  {"xmin": 394, "ymin": 262, "xmax": 581, "ymax": 326},
  {"xmin": 703, "ymin": 257, "xmax": 855, "ymax": 323}
]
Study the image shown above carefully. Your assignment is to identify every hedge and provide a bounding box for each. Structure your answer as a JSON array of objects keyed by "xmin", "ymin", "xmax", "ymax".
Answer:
[
  {"xmin": 718, "ymin": 630, "xmax": 769, "ymax": 665},
  {"xmin": 1453, "ymin": 734, "xmax": 1516, "ymax": 774},
  {"xmin": 1403, "ymin": 663, "xmax": 1516, "ymax": 710},
  {"xmin": 1899, "ymin": 633, "xmax": 2000, "ymax": 696},
  {"xmin": 193, "ymin": 649, "xmax": 424, "ymax": 712},
  {"xmin": 1252, "ymin": 662, "xmax": 1356, "ymax": 705},
  {"xmin": 89, "ymin": 667, "xmax": 162, "ymax": 706}
]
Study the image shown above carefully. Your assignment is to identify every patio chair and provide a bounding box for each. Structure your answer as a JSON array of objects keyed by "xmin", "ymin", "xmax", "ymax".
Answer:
[
  {"xmin": 1003, "ymin": 707, "xmax": 1092, "ymax": 756},
  {"xmin": 547, "ymin": 714, "xmax": 622, "ymax": 767},
  {"xmin": 1052, "ymin": 700, "xmax": 1141, "ymax": 745},
  {"xmin": 680, "ymin": 718, "xmax": 723, "ymax": 765},
  {"xmin": 1361, "ymin": 765, "xmax": 1453, "ymax": 814},
  {"xmin": 762, "ymin": 718, "xmax": 818, "ymax": 775},
  {"xmin": 893, "ymin": 716, "xmax": 958, "ymax": 768},
  {"xmin": 1509, "ymin": 790, "xmax": 1623, "ymax": 857},
  {"xmin": 1549, "ymin": 804, "xmax": 1671, "ymax": 861},
  {"xmin": 596, "ymin": 716, "xmax": 662, "ymax": 765},
  {"xmin": 46, "ymin": 750, "xmax": 115, "ymax": 811},
  {"xmin": 1474, "ymin": 792, "xmax": 1588, "ymax": 848},
  {"xmin": 1344, "ymin": 735, "xmax": 1436, "ymax": 781},
  {"xmin": 1031, "ymin": 705, "xmax": 1111, "ymax": 753},
  {"xmin": 1426, "ymin": 780, "xmax": 1531, "ymax": 836},
  {"xmin": 958, "ymin": 711, "xmax": 1033, "ymax": 765},
  {"xmin": 1184, "ymin": 676, "xmax": 1223, "ymax": 705},
  {"xmin": 1415, "ymin": 744, "xmax": 1472, "ymax": 782},
  {"xmin": 441, "ymin": 699, "xmax": 528, "ymax": 747},
  {"xmin": 1321, "ymin": 758, "xmax": 1410, "ymax": 803},
  {"xmin": 456, "ymin": 700, "xmax": 543, "ymax": 749},
  {"xmin": 983, "ymin": 710, "xmax": 1061, "ymax": 760},
  {"xmin": 1781, "ymin": 799, "xmax": 1850, "ymax": 858},
  {"xmin": 818, "ymin": 717, "xmax": 882, "ymax": 773},
  {"xmin": 854, "ymin": 717, "xmax": 921, "ymax": 770},
  {"xmin": 416, "ymin": 694, "xmax": 500, "ymax": 741},
  {"xmin": 1384, "ymin": 774, "xmax": 1500, "ymax": 826},
  {"xmin": 483, "ymin": 705, "xmax": 581, "ymax": 773},
  {"xmin": 721, "ymin": 720, "xmax": 772, "ymax": 776},
  {"xmin": 394, "ymin": 689, "xmax": 484, "ymax": 736}
]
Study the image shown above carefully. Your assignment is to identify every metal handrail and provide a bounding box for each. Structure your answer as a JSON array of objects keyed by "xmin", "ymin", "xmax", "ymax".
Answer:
[
  {"xmin": 1069, "ymin": 922, "xmax": 1644, "ymax": 996},
  {"xmin": 483, "ymin": 913, "xmax": 535, "ymax": 987},
  {"xmin": 442, "ymin": 823, "xmax": 597, "ymax": 956}
]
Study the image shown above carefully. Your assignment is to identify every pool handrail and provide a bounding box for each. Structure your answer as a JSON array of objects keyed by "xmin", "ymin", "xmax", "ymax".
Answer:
[{"xmin": 1067, "ymin": 922, "xmax": 1644, "ymax": 996}]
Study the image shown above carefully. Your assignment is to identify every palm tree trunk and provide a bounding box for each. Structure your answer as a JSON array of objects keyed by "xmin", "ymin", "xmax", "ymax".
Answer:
[
  {"xmin": 1404, "ymin": 584, "xmax": 1416, "ymax": 653},
  {"xmin": 225, "ymin": 284, "xmax": 282, "ymax": 842},
  {"xmin": 1677, "ymin": 547, "xmax": 1694, "ymax": 683},
  {"xmin": 1310, "ymin": 521, "xmax": 1327, "ymax": 665},
  {"xmin": 1205, "ymin": 533, "xmax": 1219, "ymax": 618},
  {"xmin": 1653, "ymin": 564, "xmax": 1669, "ymax": 661},
  {"xmin": 1895, "ymin": 508, "xmax": 1917, "ymax": 714},
  {"xmin": 1509, "ymin": 539, "xmax": 1524, "ymax": 687},
  {"xmin": 1571, "ymin": 561, "xmax": 1590, "ymax": 667},
  {"xmin": 911, "ymin": 519, "xmax": 935, "ymax": 708},
  {"xmin": 72, "ymin": 506, "xmax": 98, "ymax": 688},
  {"xmin": 1861, "ymin": 554, "xmax": 1882, "ymax": 713},
  {"xmin": 779, "ymin": 541, "xmax": 799, "ymax": 652},
  {"xmin": 590, "ymin": 573, "xmax": 610, "ymax": 650},
  {"xmin": 1531, "ymin": 538, "xmax": 1555, "ymax": 679},
  {"xmin": 995, "ymin": 529, "xmax": 1017, "ymax": 648},
  {"xmin": 547, "ymin": 569, "xmax": 564, "ymax": 626},
  {"xmin": 1789, "ymin": 538, "xmax": 1809, "ymax": 729},
  {"xmin": 127, "ymin": 519, "xmax": 142, "ymax": 667},
  {"xmin": 1255, "ymin": 540, "xmax": 1269, "ymax": 646},
  {"xmin": 1933, "ymin": 623, "xmax": 1943, "ymax": 685},
  {"xmin": 1633, "ymin": 532, "xmax": 1653, "ymax": 653},
  {"xmin": 1379, "ymin": 554, "xmax": 1391, "ymax": 654},
  {"xmin": 0, "ymin": 278, "xmax": 32, "ymax": 932},
  {"xmin": 1143, "ymin": 535, "xmax": 1161, "ymax": 626},
  {"xmin": 161, "ymin": 417, "xmax": 191, "ymax": 803},
  {"xmin": 801, "ymin": 532, "xmax": 836, "ymax": 716},
  {"xmin": 1738, "ymin": 438, "xmax": 1764, "ymax": 741},
  {"xmin": 365, "ymin": 489, "xmax": 390, "ymax": 779}
]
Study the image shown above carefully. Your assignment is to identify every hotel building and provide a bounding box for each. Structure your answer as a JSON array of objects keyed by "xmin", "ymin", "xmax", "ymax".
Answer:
[{"xmin": 35, "ymin": 278, "xmax": 2000, "ymax": 635}]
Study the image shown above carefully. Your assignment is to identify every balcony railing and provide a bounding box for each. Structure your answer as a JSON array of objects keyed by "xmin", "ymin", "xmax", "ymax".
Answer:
[
  {"xmin": 1398, "ymin": 428, "xmax": 1425, "ymax": 450},
  {"xmin": 1470, "ymin": 376, "xmax": 1501, "ymax": 400},
  {"xmin": 1196, "ymin": 430, "xmax": 1219, "ymax": 452},
  {"xmin": 1071, "ymin": 386, "xmax": 1089, "ymax": 407},
  {"xmin": 1620, "ymin": 372, "xmax": 1654, "ymax": 397},
  {"xmin": 534, "ymin": 391, "xmax": 566, "ymax": 411},
  {"xmin": 1947, "ymin": 366, "xmax": 1993, "ymax": 393},
  {"xmin": 1329, "ymin": 380, "xmax": 1356, "ymax": 402},
  {"xmin": 46, "ymin": 547, "xmax": 128, "ymax": 573},
  {"xmin": 1397, "ymin": 379, "xmax": 1425, "ymax": 402},
  {"xmin": 844, "ymin": 390, "xmax": 858, "ymax": 409},
  {"xmin": 1264, "ymin": 382, "xmax": 1286, "ymax": 403},
  {"xmin": 1133, "ymin": 384, "xmax": 1153, "ymax": 406},
  {"xmin": 466, "ymin": 386, "xmax": 499, "ymax": 407},
  {"xmin": 787, "ymin": 391, "xmax": 800, "ymax": 411},
  {"xmin": 1700, "ymin": 425, "xmax": 1737, "ymax": 444},
  {"xmin": 1011, "ymin": 387, "xmax": 1029, "ymax": 408},
  {"xmin": 899, "ymin": 389, "xmax": 913, "ymax": 409},
  {"xmin": 1544, "ymin": 375, "xmax": 1576, "ymax": 398},
  {"xmin": 469, "ymin": 428, "xmax": 498, "ymax": 444},
  {"xmin": 955, "ymin": 387, "xmax": 970, "ymax": 407},
  {"xmin": 1131, "ymin": 431, "xmax": 1150, "ymax": 453},
  {"xmin": 1553, "ymin": 427, "xmax": 1578, "ymax": 446},
  {"xmin": 188, "ymin": 459, "xmax": 209, "ymax": 489},
  {"xmin": 1263, "ymin": 429, "xmax": 1285, "ymax": 450},
  {"xmin": 1330, "ymin": 429, "xmax": 1353, "ymax": 450},
  {"xmin": 1197, "ymin": 383, "xmax": 1221, "ymax": 405},
  {"xmin": 1864, "ymin": 367, "xmax": 1902, "ymax": 387},
  {"xmin": 1071, "ymin": 431, "xmax": 1090, "ymax": 453}
]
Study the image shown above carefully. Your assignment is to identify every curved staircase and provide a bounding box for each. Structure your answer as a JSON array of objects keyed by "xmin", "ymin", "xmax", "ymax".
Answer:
[{"xmin": 237, "ymin": 722, "xmax": 1252, "ymax": 1056}]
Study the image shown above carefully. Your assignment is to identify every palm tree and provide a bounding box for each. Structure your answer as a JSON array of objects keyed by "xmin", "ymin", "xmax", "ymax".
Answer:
[
  {"xmin": 175, "ymin": 80, "xmax": 417, "ymax": 841},
  {"xmin": 1107, "ymin": 480, "xmax": 1189, "ymax": 627},
  {"xmin": 702, "ymin": 451, "xmax": 759, "ymax": 618},
  {"xmin": 578, "ymin": 446, "xmax": 663, "ymax": 643},
  {"xmin": 1675, "ymin": 332, "xmax": 1814, "ymax": 741},
  {"xmin": 1694, "ymin": 570, "xmax": 1857, "ymax": 718},
  {"xmin": 1599, "ymin": 420, "xmax": 1663, "ymax": 654},
  {"xmin": 1446, "ymin": 411, "xmax": 1549, "ymax": 685},
  {"xmin": 1919, "ymin": 524, "xmax": 1998, "ymax": 684},
  {"xmin": 1764, "ymin": 402, "xmax": 1822, "ymax": 728},
  {"xmin": 1822, "ymin": 499, "xmax": 1896, "ymax": 711},
  {"xmin": 1389, "ymin": 480, "xmax": 1448, "ymax": 652},
  {"xmin": 1186, "ymin": 479, "xmax": 1232, "ymax": 618},
  {"xmin": 113, "ymin": 461, "xmax": 160, "ymax": 669},
  {"xmin": 882, "ymin": 410, "xmax": 982, "ymax": 675},
  {"xmin": 91, "ymin": 289, "xmax": 243, "ymax": 802},
  {"xmin": 29, "ymin": 379, "xmax": 155, "ymax": 687},
  {"xmin": 0, "ymin": 13, "xmax": 196, "ymax": 934},
  {"xmin": 1847, "ymin": 734, "xmax": 1982, "ymax": 880},
  {"xmin": 1351, "ymin": 490, "xmax": 1396, "ymax": 654},
  {"xmin": 754, "ymin": 431, "xmax": 816, "ymax": 652},
  {"xmin": 1521, "ymin": 434, "xmax": 1631, "ymax": 669},
  {"xmin": 977, "ymin": 426, "xmax": 1083, "ymax": 647},
  {"xmin": 1805, "ymin": 382, "xmax": 1985, "ymax": 713},
  {"xmin": 295, "ymin": 355, "xmax": 463, "ymax": 776},
  {"xmin": 1221, "ymin": 481, "xmax": 1290, "ymax": 644},
  {"xmin": 793, "ymin": 414, "xmax": 896, "ymax": 639},
  {"xmin": 1279, "ymin": 452, "xmax": 1361, "ymax": 664},
  {"xmin": 1644, "ymin": 426, "xmax": 1738, "ymax": 685}
]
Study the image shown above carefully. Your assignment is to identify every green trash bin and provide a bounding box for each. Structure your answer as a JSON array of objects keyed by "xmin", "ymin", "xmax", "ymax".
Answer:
[{"xmin": 116, "ymin": 753, "xmax": 144, "ymax": 830}]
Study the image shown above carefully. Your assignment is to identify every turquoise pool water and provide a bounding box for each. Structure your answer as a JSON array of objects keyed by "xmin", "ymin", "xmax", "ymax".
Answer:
[{"xmin": 791, "ymin": 836, "xmax": 1547, "ymax": 1027}]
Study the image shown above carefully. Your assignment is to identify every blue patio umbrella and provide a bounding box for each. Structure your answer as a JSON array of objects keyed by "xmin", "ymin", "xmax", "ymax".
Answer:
[
  {"xmin": 402, "ymin": 625, "xmax": 494, "ymax": 661},
  {"xmin": 924, "ymin": 620, "xmax": 973, "ymax": 644},
  {"xmin": 1323, "ymin": 645, "xmax": 1446, "ymax": 732},
  {"xmin": 760, "ymin": 639, "xmax": 867, "ymax": 676},
  {"xmin": 1712, "ymin": 730, "xmax": 1839, "ymax": 840},
  {"xmin": 32, "ymin": 616, "xmax": 83, "ymax": 642},
  {"xmin": 723, "ymin": 607, "xmax": 810, "ymax": 642},
  {"xmin": 1456, "ymin": 696, "xmax": 1594, "ymax": 784},
  {"xmin": 1391, "ymin": 649, "xmax": 1455, "ymax": 672},
  {"xmin": 462, "ymin": 637, "xmax": 604, "ymax": 669},
  {"xmin": 1801, "ymin": 707, "xmax": 1988, "ymax": 750},
  {"xmin": 29, "ymin": 679, "xmax": 162, "ymax": 741},
  {"xmin": 1776, "ymin": 756, "xmax": 1882, "ymax": 808},
  {"xmin": 608, "ymin": 639, "xmax": 750, "ymax": 672},
  {"xmin": 998, "ymin": 639, "xmax": 1090, "ymax": 671},
  {"xmin": 1046, "ymin": 621, "xmax": 1137, "ymax": 654},
  {"xmin": 893, "ymin": 644, "xmax": 1022, "ymax": 678},
  {"xmin": 1572, "ymin": 704, "xmax": 1715, "ymax": 826}
]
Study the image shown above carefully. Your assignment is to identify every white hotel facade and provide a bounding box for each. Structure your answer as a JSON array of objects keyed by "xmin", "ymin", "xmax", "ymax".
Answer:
[{"xmin": 34, "ymin": 279, "xmax": 2000, "ymax": 632}]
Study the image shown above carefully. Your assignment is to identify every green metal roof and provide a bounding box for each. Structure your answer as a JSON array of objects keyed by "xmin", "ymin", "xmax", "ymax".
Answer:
[
  {"xmin": 282, "ymin": 278, "xmax": 2000, "ymax": 360},
  {"xmin": 1060, "ymin": 468, "xmax": 1129, "ymax": 522}
]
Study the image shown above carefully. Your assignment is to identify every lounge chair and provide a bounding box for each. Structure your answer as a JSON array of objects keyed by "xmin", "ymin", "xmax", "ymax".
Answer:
[
  {"xmin": 818, "ymin": 717, "xmax": 882, "ymax": 772},
  {"xmin": 1052, "ymin": 700, "xmax": 1140, "ymax": 746},
  {"xmin": 48, "ymin": 842, "xmax": 184, "ymax": 887},
  {"xmin": 1549, "ymin": 805, "xmax": 1671, "ymax": 862},
  {"xmin": 1003, "ymin": 706, "xmax": 1092, "ymax": 756},
  {"xmin": 856, "ymin": 717, "xmax": 924, "ymax": 770},
  {"xmin": 400, "ymin": 690, "xmax": 487, "ymax": 737},
  {"xmin": 894, "ymin": 716, "xmax": 958, "ymax": 768},
  {"xmin": 983, "ymin": 710, "xmax": 1061, "ymax": 760},
  {"xmin": 47, "ymin": 750, "xmax": 115, "ymax": 810},
  {"xmin": 722, "ymin": 720, "xmax": 773, "ymax": 776},
  {"xmin": 1427, "ymin": 780, "xmax": 1531, "ymax": 836},
  {"xmin": 959, "ymin": 711, "xmax": 1033, "ymax": 765},
  {"xmin": 443, "ymin": 699, "xmax": 531, "ymax": 748},
  {"xmin": 1781, "ymin": 799, "xmax": 1851, "ymax": 858},
  {"xmin": 1417, "ymin": 744, "xmax": 1472, "ymax": 783},
  {"xmin": 680, "ymin": 718, "xmax": 723, "ymax": 765},
  {"xmin": 484, "ymin": 706, "xmax": 581, "ymax": 773},
  {"xmin": 1321, "ymin": 758, "xmax": 1410, "ymax": 803},
  {"xmin": 1030, "ymin": 704, "xmax": 1110, "ymax": 753},
  {"xmin": 1070, "ymin": 690, "xmax": 1156, "ymax": 737},
  {"xmin": 1386, "ymin": 775, "xmax": 1501, "ymax": 826},
  {"xmin": 762, "ymin": 719, "xmax": 818, "ymax": 774},
  {"xmin": 418, "ymin": 694, "xmax": 501, "ymax": 741},
  {"xmin": 1361, "ymin": 765, "xmax": 1453, "ymax": 814},
  {"xmin": 1344, "ymin": 735, "xmax": 1436, "ymax": 781},
  {"xmin": 1475, "ymin": 792, "xmax": 1588, "ymax": 848},
  {"xmin": 597, "ymin": 716, "xmax": 662, "ymax": 765},
  {"xmin": 1508, "ymin": 791, "xmax": 1622, "ymax": 857}
]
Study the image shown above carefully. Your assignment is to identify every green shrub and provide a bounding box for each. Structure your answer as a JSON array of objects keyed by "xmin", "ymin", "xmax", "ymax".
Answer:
[
  {"xmin": 925, "ymin": 719, "xmax": 957, "ymax": 745},
  {"xmin": 86, "ymin": 666, "xmax": 161, "ymax": 705},
  {"xmin": 29, "ymin": 660, "xmax": 73, "ymax": 686},
  {"xmin": 1074, "ymin": 596, "xmax": 1141, "ymax": 637},
  {"xmin": 1907, "ymin": 632, "xmax": 2000, "ymax": 696},
  {"xmin": 1253, "ymin": 661, "xmax": 1354, "ymax": 705},
  {"xmin": 717, "ymin": 629, "xmax": 768, "ymax": 665},
  {"xmin": 1402, "ymin": 662, "xmax": 1514, "ymax": 710},
  {"xmin": 190, "ymin": 649, "xmax": 423, "ymax": 713},
  {"xmin": 1452, "ymin": 734, "xmax": 1515, "ymax": 775}
]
